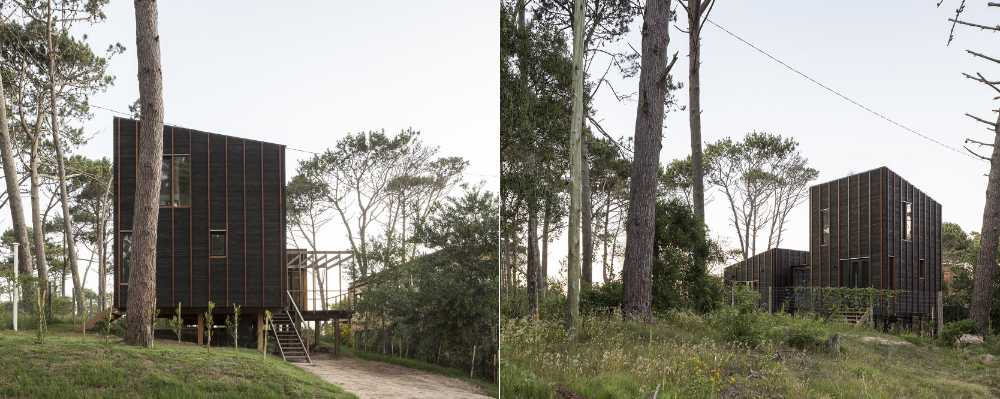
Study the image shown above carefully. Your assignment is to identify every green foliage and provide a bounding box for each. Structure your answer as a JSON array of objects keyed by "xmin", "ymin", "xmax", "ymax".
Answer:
[
  {"xmin": 226, "ymin": 304, "xmax": 241, "ymax": 349},
  {"xmin": 354, "ymin": 188, "xmax": 498, "ymax": 381},
  {"xmin": 939, "ymin": 320, "xmax": 978, "ymax": 346},
  {"xmin": 169, "ymin": 302, "xmax": 183, "ymax": 342},
  {"xmin": 652, "ymin": 199, "xmax": 724, "ymax": 314},
  {"xmin": 581, "ymin": 280, "xmax": 622, "ymax": 314},
  {"xmin": 263, "ymin": 309, "xmax": 272, "ymax": 358},
  {"xmin": 774, "ymin": 315, "xmax": 828, "ymax": 352},
  {"xmin": 204, "ymin": 301, "xmax": 215, "ymax": 351}
]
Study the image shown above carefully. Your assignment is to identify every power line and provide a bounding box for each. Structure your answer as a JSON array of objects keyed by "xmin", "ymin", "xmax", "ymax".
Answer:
[{"xmin": 704, "ymin": 18, "xmax": 978, "ymax": 161}]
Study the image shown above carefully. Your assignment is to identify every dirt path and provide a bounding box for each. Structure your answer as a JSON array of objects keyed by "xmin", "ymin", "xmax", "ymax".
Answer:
[{"xmin": 298, "ymin": 354, "xmax": 493, "ymax": 399}]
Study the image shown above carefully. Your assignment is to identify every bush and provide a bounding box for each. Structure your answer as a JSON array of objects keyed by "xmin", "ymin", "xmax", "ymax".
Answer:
[
  {"xmin": 581, "ymin": 281, "xmax": 622, "ymax": 315},
  {"xmin": 709, "ymin": 307, "xmax": 764, "ymax": 347},
  {"xmin": 939, "ymin": 319, "xmax": 977, "ymax": 346},
  {"xmin": 777, "ymin": 315, "xmax": 828, "ymax": 351}
]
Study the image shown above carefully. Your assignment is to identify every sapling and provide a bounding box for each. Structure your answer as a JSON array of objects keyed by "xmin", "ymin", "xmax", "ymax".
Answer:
[
  {"xmin": 204, "ymin": 301, "xmax": 215, "ymax": 351},
  {"xmin": 263, "ymin": 309, "xmax": 272, "ymax": 357},
  {"xmin": 228, "ymin": 304, "xmax": 241, "ymax": 349},
  {"xmin": 170, "ymin": 302, "xmax": 183, "ymax": 342}
]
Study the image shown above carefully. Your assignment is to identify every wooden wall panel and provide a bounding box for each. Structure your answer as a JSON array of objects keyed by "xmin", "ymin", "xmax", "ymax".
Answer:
[
  {"xmin": 156, "ymin": 211, "xmax": 172, "ymax": 306},
  {"xmin": 174, "ymin": 208, "xmax": 190, "ymax": 306},
  {"xmin": 228, "ymin": 139, "xmax": 246, "ymax": 306},
  {"xmin": 244, "ymin": 141, "xmax": 262, "ymax": 307},
  {"xmin": 190, "ymin": 130, "xmax": 209, "ymax": 306},
  {"xmin": 262, "ymin": 143, "xmax": 282, "ymax": 307}
]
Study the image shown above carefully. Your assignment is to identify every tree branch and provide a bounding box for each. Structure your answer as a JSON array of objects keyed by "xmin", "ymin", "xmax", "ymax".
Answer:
[
  {"xmin": 968, "ymin": 49, "xmax": 1000, "ymax": 65},
  {"xmin": 965, "ymin": 145, "xmax": 992, "ymax": 161},
  {"xmin": 966, "ymin": 113, "xmax": 998, "ymax": 127},
  {"xmin": 948, "ymin": 18, "xmax": 1000, "ymax": 32},
  {"xmin": 966, "ymin": 137, "xmax": 996, "ymax": 147}
]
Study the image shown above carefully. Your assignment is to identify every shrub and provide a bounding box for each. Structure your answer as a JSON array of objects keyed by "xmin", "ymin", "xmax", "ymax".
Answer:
[
  {"xmin": 939, "ymin": 319, "xmax": 977, "ymax": 346},
  {"xmin": 581, "ymin": 280, "xmax": 622, "ymax": 315},
  {"xmin": 710, "ymin": 307, "xmax": 764, "ymax": 347},
  {"xmin": 778, "ymin": 315, "xmax": 828, "ymax": 351}
]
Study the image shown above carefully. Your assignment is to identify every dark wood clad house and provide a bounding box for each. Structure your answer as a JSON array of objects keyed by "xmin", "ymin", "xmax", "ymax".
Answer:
[
  {"xmin": 724, "ymin": 248, "xmax": 809, "ymax": 311},
  {"xmin": 808, "ymin": 166, "xmax": 942, "ymax": 322},
  {"xmin": 113, "ymin": 117, "xmax": 287, "ymax": 318}
]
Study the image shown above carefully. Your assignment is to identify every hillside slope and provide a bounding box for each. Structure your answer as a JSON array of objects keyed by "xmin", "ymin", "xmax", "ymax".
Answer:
[
  {"xmin": 501, "ymin": 312, "xmax": 1000, "ymax": 398},
  {"xmin": 0, "ymin": 331, "xmax": 355, "ymax": 399}
]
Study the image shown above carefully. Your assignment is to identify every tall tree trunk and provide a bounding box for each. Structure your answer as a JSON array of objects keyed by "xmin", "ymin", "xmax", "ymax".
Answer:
[
  {"xmin": 565, "ymin": 0, "xmax": 585, "ymax": 335},
  {"xmin": 48, "ymin": 0, "xmax": 84, "ymax": 315},
  {"xmin": 541, "ymin": 198, "xmax": 550, "ymax": 297},
  {"xmin": 29, "ymin": 138, "xmax": 49, "ymax": 309},
  {"xmin": 527, "ymin": 206, "xmax": 539, "ymax": 318},
  {"xmin": 602, "ymin": 187, "xmax": 611, "ymax": 283},
  {"xmin": 688, "ymin": 0, "xmax": 707, "ymax": 224},
  {"xmin": 581, "ymin": 131, "xmax": 593, "ymax": 290},
  {"xmin": 622, "ymin": 0, "xmax": 672, "ymax": 322},
  {"xmin": 125, "ymin": 0, "xmax": 165, "ymax": 347},
  {"xmin": 0, "ymin": 70, "xmax": 34, "ymax": 285},
  {"xmin": 516, "ymin": 0, "xmax": 540, "ymax": 320},
  {"xmin": 971, "ymin": 114, "xmax": 1000, "ymax": 335}
]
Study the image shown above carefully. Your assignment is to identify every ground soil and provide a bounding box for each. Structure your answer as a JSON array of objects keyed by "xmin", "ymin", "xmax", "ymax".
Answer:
[{"xmin": 298, "ymin": 354, "xmax": 492, "ymax": 399}]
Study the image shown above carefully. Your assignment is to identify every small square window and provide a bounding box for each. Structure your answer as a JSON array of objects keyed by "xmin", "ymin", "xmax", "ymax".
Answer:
[{"xmin": 210, "ymin": 230, "xmax": 226, "ymax": 258}]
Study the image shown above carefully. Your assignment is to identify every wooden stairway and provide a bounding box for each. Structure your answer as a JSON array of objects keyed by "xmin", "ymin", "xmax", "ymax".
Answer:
[
  {"xmin": 833, "ymin": 308, "xmax": 871, "ymax": 326},
  {"xmin": 270, "ymin": 310, "xmax": 311, "ymax": 364}
]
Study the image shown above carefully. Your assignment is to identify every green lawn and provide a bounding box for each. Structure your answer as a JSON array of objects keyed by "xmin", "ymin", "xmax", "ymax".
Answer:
[
  {"xmin": 0, "ymin": 329, "xmax": 355, "ymax": 399},
  {"xmin": 501, "ymin": 311, "xmax": 1000, "ymax": 398}
]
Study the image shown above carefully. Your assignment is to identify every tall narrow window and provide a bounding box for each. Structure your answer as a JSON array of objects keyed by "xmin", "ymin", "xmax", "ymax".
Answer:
[
  {"xmin": 160, "ymin": 155, "xmax": 191, "ymax": 207},
  {"xmin": 902, "ymin": 201, "xmax": 912, "ymax": 241},
  {"xmin": 210, "ymin": 230, "xmax": 226, "ymax": 258},
  {"xmin": 121, "ymin": 231, "xmax": 133, "ymax": 284},
  {"xmin": 919, "ymin": 259, "xmax": 926, "ymax": 279},
  {"xmin": 820, "ymin": 208, "xmax": 830, "ymax": 245}
]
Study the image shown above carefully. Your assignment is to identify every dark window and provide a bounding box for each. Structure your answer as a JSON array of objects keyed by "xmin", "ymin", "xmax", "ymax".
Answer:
[
  {"xmin": 210, "ymin": 230, "xmax": 226, "ymax": 258},
  {"xmin": 902, "ymin": 201, "xmax": 912, "ymax": 241},
  {"xmin": 121, "ymin": 231, "xmax": 133, "ymax": 283},
  {"xmin": 820, "ymin": 208, "xmax": 830, "ymax": 246},
  {"xmin": 160, "ymin": 155, "xmax": 191, "ymax": 207},
  {"xmin": 919, "ymin": 258, "xmax": 926, "ymax": 279}
]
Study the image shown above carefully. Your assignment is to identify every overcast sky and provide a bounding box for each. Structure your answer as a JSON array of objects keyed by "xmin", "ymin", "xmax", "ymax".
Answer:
[
  {"xmin": 547, "ymin": 1, "xmax": 996, "ymax": 281},
  {"xmin": 2, "ymin": 1, "xmax": 499, "ymax": 295}
]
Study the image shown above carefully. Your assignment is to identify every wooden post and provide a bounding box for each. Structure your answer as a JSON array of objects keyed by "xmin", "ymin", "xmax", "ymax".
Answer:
[
  {"xmin": 334, "ymin": 319, "xmax": 341, "ymax": 357},
  {"xmin": 314, "ymin": 320, "xmax": 320, "ymax": 353},
  {"xmin": 197, "ymin": 313, "xmax": 204, "ymax": 346},
  {"xmin": 257, "ymin": 312, "xmax": 265, "ymax": 352}
]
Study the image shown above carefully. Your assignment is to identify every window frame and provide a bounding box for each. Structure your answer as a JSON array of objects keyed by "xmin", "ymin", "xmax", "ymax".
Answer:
[
  {"xmin": 120, "ymin": 230, "xmax": 133, "ymax": 285},
  {"xmin": 159, "ymin": 154, "xmax": 191, "ymax": 208},
  {"xmin": 820, "ymin": 208, "xmax": 830, "ymax": 246},
  {"xmin": 902, "ymin": 201, "xmax": 912, "ymax": 241},
  {"xmin": 209, "ymin": 229, "xmax": 227, "ymax": 259}
]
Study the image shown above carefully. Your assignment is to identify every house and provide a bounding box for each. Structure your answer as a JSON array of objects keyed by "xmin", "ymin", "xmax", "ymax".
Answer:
[
  {"xmin": 112, "ymin": 117, "xmax": 350, "ymax": 362},
  {"xmin": 724, "ymin": 167, "xmax": 943, "ymax": 329},
  {"xmin": 723, "ymin": 248, "xmax": 808, "ymax": 312}
]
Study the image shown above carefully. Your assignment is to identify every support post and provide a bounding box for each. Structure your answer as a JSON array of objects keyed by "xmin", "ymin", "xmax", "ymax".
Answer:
[
  {"xmin": 314, "ymin": 320, "xmax": 320, "ymax": 353},
  {"xmin": 334, "ymin": 319, "xmax": 341, "ymax": 357},
  {"xmin": 197, "ymin": 313, "xmax": 204, "ymax": 346},
  {"xmin": 257, "ymin": 312, "xmax": 265, "ymax": 352},
  {"xmin": 768, "ymin": 286, "xmax": 773, "ymax": 313},
  {"xmin": 12, "ymin": 242, "xmax": 17, "ymax": 331}
]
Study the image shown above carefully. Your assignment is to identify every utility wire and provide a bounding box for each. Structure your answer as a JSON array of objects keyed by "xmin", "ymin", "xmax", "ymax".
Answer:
[{"xmin": 704, "ymin": 18, "xmax": 978, "ymax": 161}]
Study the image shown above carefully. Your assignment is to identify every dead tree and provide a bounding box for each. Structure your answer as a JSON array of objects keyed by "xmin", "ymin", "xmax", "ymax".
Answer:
[{"xmin": 945, "ymin": 0, "xmax": 1000, "ymax": 334}]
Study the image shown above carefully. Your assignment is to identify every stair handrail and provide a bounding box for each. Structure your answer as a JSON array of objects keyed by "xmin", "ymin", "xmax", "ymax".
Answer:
[{"xmin": 285, "ymin": 290, "xmax": 312, "ymax": 363}]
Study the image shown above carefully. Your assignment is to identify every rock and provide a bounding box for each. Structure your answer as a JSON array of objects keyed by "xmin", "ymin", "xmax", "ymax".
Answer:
[
  {"xmin": 827, "ymin": 333, "xmax": 841, "ymax": 354},
  {"xmin": 956, "ymin": 334, "xmax": 984, "ymax": 347},
  {"xmin": 981, "ymin": 354, "xmax": 995, "ymax": 365}
]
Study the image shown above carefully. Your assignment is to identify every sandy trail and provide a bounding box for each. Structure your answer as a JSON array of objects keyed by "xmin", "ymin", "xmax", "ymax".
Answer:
[{"xmin": 298, "ymin": 354, "xmax": 493, "ymax": 399}]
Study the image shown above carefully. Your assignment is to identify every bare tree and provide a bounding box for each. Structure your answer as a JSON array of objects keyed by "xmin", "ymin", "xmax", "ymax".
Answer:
[
  {"xmin": 566, "ymin": 0, "xmax": 585, "ymax": 333},
  {"xmin": 943, "ymin": 0, "xmax": 1000, "ymax": 334},
  {"xmin": 125, "ymin": 0, "xmax": 165, "ymax": 347},
  {"xmin": 621, "ymin": 0, "xmax": 675, "ymax": 322}
]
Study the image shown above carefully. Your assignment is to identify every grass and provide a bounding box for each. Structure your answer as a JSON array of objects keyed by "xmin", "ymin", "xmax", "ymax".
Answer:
[
  {"xmin": 0, "ymin": 327, "xmax": 356, "ymax": 399},
  {"xmin": 318, "ymin": 342, "xmax": 499, "ymax": 397},
  {"xmin": 501, "ymin": 310, "xmax": 1000, "ymax": 398}
]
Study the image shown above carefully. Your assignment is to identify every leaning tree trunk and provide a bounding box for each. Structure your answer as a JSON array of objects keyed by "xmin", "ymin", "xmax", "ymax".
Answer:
[
  {"xmin": 565, "ymin": 0, "xmax": 586, "ymax": 335},
  {"xmin": 0, "ymin": 71, "xmax": 34, "ymax": 285},
  {"xmin": 622, "ymin": 0, "xmax": 672, "ymax": 322},
  {"xmin": 971, "ymin": 114, "xmax": 1000, "ymax": 335},
  {"xmin": 125, "ymin": 0, "xmax": 165, "ymax": 347},
  {"xmin": 581, "ymin": 131, "xmax": 594, "ymax": 290},
  {"xmin": 47, "ymin": 1, "xmax": 84, "ymax": 315}
]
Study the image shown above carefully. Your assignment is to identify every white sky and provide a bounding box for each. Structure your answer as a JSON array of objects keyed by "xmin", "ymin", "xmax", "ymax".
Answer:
[
  {"xmin": 547, "ymin": 1, "xmax": 996, "ymax": 282},
  {"xmin": 0, "ymin": 1, "xmax": 500, "ymax": 296}
]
